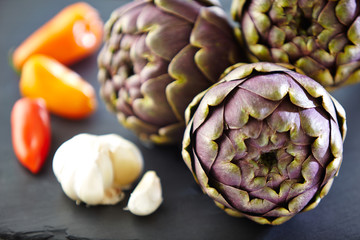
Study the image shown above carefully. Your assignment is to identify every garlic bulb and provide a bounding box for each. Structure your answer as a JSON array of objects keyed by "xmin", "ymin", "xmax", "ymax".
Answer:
[{"xmin": 53, "ymin": 133, "xmax": 143, "ymax": 205}]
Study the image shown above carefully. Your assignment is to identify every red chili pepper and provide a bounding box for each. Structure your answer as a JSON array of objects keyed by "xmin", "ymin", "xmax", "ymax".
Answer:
[{"xmin": 11, "ymin": 98, "xmax": 51, "ymax": 174}]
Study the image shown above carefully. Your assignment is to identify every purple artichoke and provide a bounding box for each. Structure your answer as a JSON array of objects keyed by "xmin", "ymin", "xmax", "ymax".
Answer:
[
  {"xmin": 182, "ymin": 62, "xmax": 347, "ymax": 225},
  {"xmin": 231, "ymin": 0, "xmax": 360, "ymax": 90},
  {"xmin": 98, "ymin": 0, "xmax": 242, "ymax": 144}
]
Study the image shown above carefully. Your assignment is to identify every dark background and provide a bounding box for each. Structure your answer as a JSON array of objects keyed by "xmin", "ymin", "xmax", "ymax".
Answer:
[{"xmin": 0, "ymin": 0, "xmax": 359, "ymax": 239}]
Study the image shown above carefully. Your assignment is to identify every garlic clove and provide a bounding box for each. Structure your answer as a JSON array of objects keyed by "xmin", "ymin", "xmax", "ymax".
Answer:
[
  {"xmin": 98, "ymin": 134, "xmax": 144, "ymax": 188},
  {"xmin": 126, "ymin": 171, "xmax": 163, "ymax": 216},
  {"xmin": 73, "ymin": 140, "xmax": 113, "ymax": 205},
  {"xmin": 53, "ymin": 133, "xmax": 98, "ymax": 202},
  {"xmin": 74, "ymin": 160, "xmax": 106, "ymax": 205}
]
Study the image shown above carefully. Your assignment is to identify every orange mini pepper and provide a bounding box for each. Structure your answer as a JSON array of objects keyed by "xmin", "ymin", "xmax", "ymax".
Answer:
[
  {"xmin": 20, "ymin": 54, "xmax": 97, "ymax": 119},
  {"xmin": 12, "ymin": 2, "xmax": 103, "ymax": 71}
]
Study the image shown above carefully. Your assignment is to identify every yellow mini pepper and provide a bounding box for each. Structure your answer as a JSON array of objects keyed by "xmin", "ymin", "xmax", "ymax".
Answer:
[{"xmin": 20, "ymin": 54, "xmax": 97, "ymax": 119}]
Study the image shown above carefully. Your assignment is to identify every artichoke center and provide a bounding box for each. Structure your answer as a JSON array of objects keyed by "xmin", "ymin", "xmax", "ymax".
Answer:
[
  {"xmin": 298, "ymin": 14, "xmax": 313, "ymax": 36},
  {"xmin": 258, "ymin": 151, "xmax": 277, "ymax": 169}
]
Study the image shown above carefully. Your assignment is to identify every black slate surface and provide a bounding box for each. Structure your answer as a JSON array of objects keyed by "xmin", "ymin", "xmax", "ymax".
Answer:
[{"xmin": 1, "ymin": 0, "xmax": 360, "ymax": 239}]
